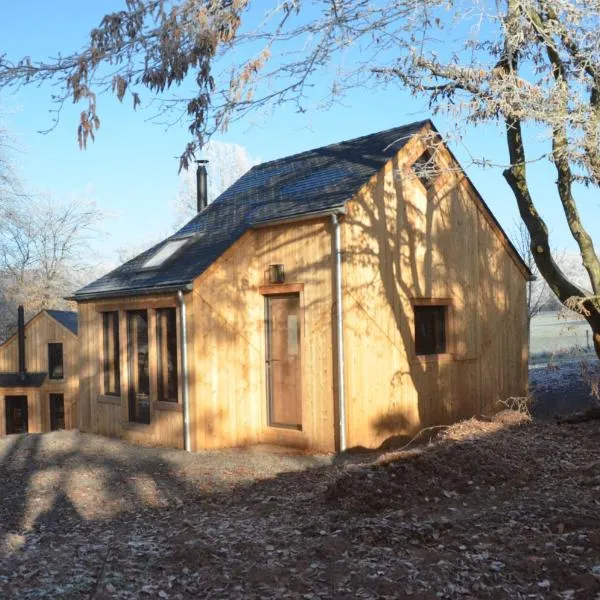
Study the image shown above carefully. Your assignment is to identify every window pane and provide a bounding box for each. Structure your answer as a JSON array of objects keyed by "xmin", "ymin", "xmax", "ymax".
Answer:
[
  {"xmin": 157, "ymin": 308, "xmax": 178, "ymax": 402},
  {"xmin": 412, "ymin": 150, "xmax": 437, "ymax": 189},
  {"xmin": 48, "ymin": 343, "xmax": 64, "ymax": 379},
  {"xmin": 141, "ymin": 238, "xmax": 189, "ymax": 269},
  {"xmin": 50, "ymin": 393, "xmax": 65, "ymax": 431},
  {"xmin": 127, "ymin": 310, "xmax": 150, "ymax": 424},
  {"xmin": 102, "ymin": 312, "xmax": 120, "ymax": 396},
  {"xmin": 414, "ymin": 305, "xmax": 447, "ymax": 355}
]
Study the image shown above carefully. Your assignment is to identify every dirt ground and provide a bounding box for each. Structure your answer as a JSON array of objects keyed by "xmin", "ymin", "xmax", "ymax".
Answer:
[{"xmin": 1, "ymin": 415, "xmax": 600, "ymax": 599}]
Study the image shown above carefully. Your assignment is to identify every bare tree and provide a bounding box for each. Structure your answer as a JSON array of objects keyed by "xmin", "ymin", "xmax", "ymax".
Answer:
[
  {"xmin": 513, "ymin": 221, "xmax": 548, "ymax": 325},
  {"xmin": 173, "ymin": 139, "xmax": 256, "ymax": 225},
  {"xmin": 0, "ymin": 196, "xmax": 103, "ymax": 338},
  {"xmin": 1, "ymin": 1, "xmax": 599, "ymax": 356}
]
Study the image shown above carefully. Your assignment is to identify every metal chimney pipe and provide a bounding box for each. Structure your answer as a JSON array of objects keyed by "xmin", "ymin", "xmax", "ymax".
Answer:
[
  {"xmin": 17, "ymin": 305, "xmax": 26, "ymax": 381},
  {"xmin": 196, "ymin": 160, "xmax": 208, "ymax": 212}
]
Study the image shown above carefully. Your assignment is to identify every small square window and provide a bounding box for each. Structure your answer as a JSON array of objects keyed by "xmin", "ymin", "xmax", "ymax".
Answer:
[
  {"xmin": 412, "ymin": 149, "xmax": 437, "ymax": 189},
  {"xmin": 414, "ymin": 305, "xmax": 447, "ymax": 355}
]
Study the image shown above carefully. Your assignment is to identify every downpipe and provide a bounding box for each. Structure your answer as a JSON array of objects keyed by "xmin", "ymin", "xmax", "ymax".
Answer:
[
  {"xmin": 331, "ymin": 214, "xmax": 347, "ymax": 452},
  {"xmin": 177, "ymin": 290, "xmax": 192, "ymax": 452}
]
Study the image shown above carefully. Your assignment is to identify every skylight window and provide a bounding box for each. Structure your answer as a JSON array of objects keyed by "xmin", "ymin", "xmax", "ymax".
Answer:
[{"xmin": 141, "ymin": 238, "xmax": 190, "ymax": 269}]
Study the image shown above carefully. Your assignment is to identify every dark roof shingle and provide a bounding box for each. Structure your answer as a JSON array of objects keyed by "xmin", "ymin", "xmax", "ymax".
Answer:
[{"xmin": 73, "ymin": 120, "xmax": 429, "ymax": 300}]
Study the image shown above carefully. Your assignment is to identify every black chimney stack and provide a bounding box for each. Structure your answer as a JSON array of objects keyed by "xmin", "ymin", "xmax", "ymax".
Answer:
[
  {"xmin": 196, "ymin": 160, "xmax": 208, "ymax": 212},
  {"xmin": 17, "ymin": 305, "xmax": 26, "ymax": 382}
]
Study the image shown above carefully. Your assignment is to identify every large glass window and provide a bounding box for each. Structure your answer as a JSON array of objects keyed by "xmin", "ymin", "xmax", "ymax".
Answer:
[
  {"xmin": 102, "ymin": 312, "xmax": 121, "ymax": 396},
  {"xmin": 48, "ymin": 343, "xmax": 64, "ymax": 379},
  {"xmin": 156, "ymin": 308, "xmax": 178, "ymax": 403},
  {"xmin": 414, "ymin": 304, "xmax": 447, "ymax": 356},
  {"xmin": 127, "ymin": 310, "xmax": 150, "ymax": 424}
]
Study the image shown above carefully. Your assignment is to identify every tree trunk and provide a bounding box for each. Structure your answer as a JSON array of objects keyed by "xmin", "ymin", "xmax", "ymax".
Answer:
[{"xmin": 502, "ymin": 117, "xmax": 600, "ymax": 361}]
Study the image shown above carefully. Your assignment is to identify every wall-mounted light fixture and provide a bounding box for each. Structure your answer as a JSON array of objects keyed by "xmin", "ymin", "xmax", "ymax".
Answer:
[{"xmin": 269, "ymin": 264, "xmax": 285, "ymax": 284}]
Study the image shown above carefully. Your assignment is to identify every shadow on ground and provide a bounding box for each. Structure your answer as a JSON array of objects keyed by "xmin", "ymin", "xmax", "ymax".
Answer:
[{"xmin": 0, "ymin": 415, "xmax": 599, "ymax": 599}]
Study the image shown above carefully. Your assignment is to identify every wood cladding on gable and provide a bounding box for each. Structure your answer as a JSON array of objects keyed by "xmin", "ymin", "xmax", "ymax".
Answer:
[{"xmin": 341, "ymin": 133, "xmax": 528, "ymax": 449}]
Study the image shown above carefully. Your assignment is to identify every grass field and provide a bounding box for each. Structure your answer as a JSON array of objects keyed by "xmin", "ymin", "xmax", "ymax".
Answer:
[{"xmin": 530, "ymin": 310, "xmax": 594, "ymax": 359}]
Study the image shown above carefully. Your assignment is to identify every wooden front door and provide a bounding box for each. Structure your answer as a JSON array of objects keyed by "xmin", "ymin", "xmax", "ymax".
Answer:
[
  {"xmin": 50, "ymin": 393, "xmax": 65, "ymax": 431},
  {"xmin": 5, "ymin": 395, "xmax": 28, "ymax": 434},
  {"xmin": 265, "ymin": 294, "xmax": 302, "ymax": 429}
]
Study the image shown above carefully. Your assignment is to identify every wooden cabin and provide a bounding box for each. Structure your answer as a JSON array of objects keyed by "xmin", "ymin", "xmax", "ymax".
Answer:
[
  {"xmin": 0, "ymin": 309, "xmax": 79, "ymax": 435},
  {"xmin": 74, "ymin": 120, "xmax": 531, "ymax": 452}
]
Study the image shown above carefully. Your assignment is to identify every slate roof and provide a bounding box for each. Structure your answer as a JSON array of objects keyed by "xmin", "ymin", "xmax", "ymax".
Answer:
[
  {"xmin": 73, "ymin": 120, "xmax": 430, "ymax": 300},
  {"xmin": 46, "ymin": 310, "xmax": 78, "ymax": 335},
  {"xmin": 0, "ymin": 372, "xmax": 46, "ymax": 388}
]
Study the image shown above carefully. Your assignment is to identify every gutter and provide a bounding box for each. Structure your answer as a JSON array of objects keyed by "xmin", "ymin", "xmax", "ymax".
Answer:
[
  {"xmin": 177, "ymin": 290, "xmax": 192, "ymax": 452},
  {"xmin": 67, "ymin": 282, "xmax": 194, "ymax": 302},
  {"xmin": 251, "ymin": 206, "xmax": 346, "ymax": 229},
  {"xmin": 331, "ymin": 213, "xmax": 347, "ymax": 452}
]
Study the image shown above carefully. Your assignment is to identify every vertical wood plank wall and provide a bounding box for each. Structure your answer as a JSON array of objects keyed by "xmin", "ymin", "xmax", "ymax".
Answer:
[
  {"xmin": 341, "ymin": 131, "xmax": 529, "ymax": 449},
  {"xmin": 0, "ymin": 313, "xmax": 79, "ymax": 434},
  {"xmin": 78, "ymin": 223, "xmax": 335, "ymax": 451},
  {"xmin": 189, "ymin": 221, "xmax": 336, "ymax": 451}
]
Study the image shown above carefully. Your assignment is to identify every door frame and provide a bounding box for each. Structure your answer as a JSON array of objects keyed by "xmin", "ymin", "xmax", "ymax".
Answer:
[
  {"xmin": 262, "ymin": 286, "xmax": 304, "ymax": 430},
  {"xmin": 5, "ymin": 395, "xmax": 29, "ymax": 434},
  {"xmin": 49, "ymin": 393, "xmax": 65, "ymax": 431}
]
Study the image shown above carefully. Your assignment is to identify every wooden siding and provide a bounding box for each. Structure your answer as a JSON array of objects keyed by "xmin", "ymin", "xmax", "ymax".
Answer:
[
  {"xmin": 189, "ymin": 221, "xmax": 336, "ymax": 451},
  {"xmin": 75, "ymin": 125, "xmax": 528, "ymax": 453},
  {"xmin": 0, "ymin": 312, "xmax": 79, "ymax": 433},
  {"xmin": 341, "ymin": 129, "xmax": 528, "ymax": 449},
  {"xmin": 78, "ymin": 294, "xmax": 185, "ymax": 448},
  {"xmin": 78, "ymin": 222, "xmax": 336, "ymax": 452}
]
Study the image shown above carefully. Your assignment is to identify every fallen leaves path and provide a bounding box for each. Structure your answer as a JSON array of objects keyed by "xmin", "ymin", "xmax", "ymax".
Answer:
[{"xmin": 0, "ymin": 417, "xmax": 599, "ymax": 599}]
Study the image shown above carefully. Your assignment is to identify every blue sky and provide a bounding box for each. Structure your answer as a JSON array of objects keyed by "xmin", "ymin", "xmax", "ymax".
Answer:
[{"xmin": 1, "ymin": 2, "xmax": 597, "ymax": 280}]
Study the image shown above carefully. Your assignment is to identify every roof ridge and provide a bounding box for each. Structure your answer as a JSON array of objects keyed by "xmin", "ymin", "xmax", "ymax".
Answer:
[{"xmin": 250, "ymin": 119, "xmax": 431, "ymax": 172}]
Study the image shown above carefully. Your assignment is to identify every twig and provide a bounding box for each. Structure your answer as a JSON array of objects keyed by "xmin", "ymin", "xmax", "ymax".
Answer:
[
  {"xmin": 87, "ymin": 545, "xmax": 112, "ymax": 600},
  {"xmin": 389, "ymin": 424, "xmax": 449, "ymax": 454}
]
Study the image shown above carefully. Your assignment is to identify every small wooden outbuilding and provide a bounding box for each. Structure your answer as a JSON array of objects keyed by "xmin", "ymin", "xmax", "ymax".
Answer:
[
  {"xmin": 73, "ymin": 120, "xmax": 531, "ymax": 452},
  {"xmin": 0, "ymin": 309, "xmax": 79, "ymax": 434}
]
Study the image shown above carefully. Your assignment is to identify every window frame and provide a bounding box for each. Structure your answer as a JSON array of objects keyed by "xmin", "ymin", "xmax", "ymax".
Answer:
[
  {"xmin": 412, "ymin": 149, "xmax": 438, "ymax": 191},
  {"xmin": 156, "ymin": 307, "xmax": 179, "ymax": 403},
  {"xmin": 47, "ymin": 342, "xmax": 64, "ymax": 380},
  {"xmin": 49, "ymin": 393, "xmax": 65, "ymax": 431},
  {"xmin": 102, "ymin": 311, "xmax": 121, "ymax": 397},
  {"xmin": 139, "ymin": 236, "xmax": 193, "ymax": 271},
  {"xmin": 411, "ymin": 298, "xmax": 452, "ymax": 361},
  {"xmin": 127, "ymin": 309, "xmax": 151, "ymax": 424}
]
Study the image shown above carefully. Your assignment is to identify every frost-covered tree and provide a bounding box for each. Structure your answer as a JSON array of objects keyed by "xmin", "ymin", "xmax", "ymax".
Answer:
[
  {"xmin": 0, "ymin": 196, "xmax": 102, "ymax": 339},
  {"xmin": 173, "ymin": 139, "xmax": 256, "ymax": 225},
  {"xmin": 1, "ymin": 0, "xmax": 599, "ymax": 356}
]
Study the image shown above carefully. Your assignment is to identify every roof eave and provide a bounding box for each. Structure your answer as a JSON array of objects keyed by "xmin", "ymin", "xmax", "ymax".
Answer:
[
  {"xmin": 250, "ymin": 205, "xmax": 347, "ymax": 229},
  {"xmin": 69, "ymin": 281, "xmax": 194, "ymax": 303}
]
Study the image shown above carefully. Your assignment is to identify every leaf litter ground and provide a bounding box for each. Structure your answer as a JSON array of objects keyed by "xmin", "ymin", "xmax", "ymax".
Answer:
[{"xmin": 0, "ymin": 413, "xmax": 599, "ymax": 599}]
